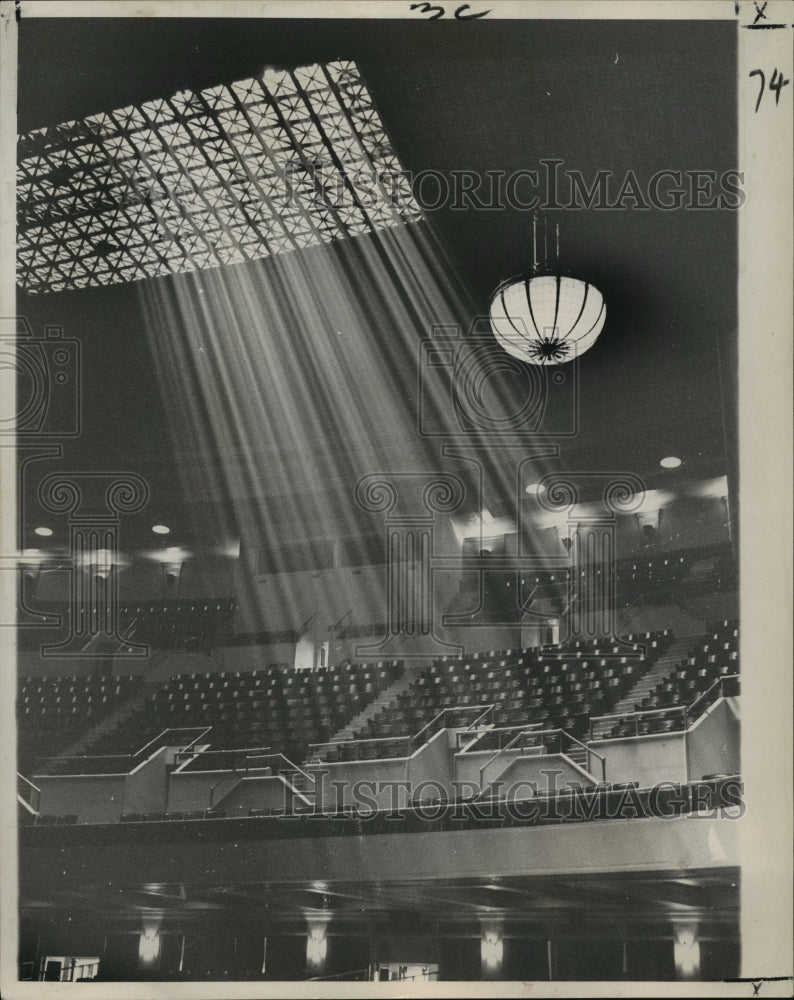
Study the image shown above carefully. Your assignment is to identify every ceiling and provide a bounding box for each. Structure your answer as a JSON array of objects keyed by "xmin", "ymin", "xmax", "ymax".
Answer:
[
  {"xmin": 15, "ymin": 16, "xmax": 738, "ymax": 553},
  {"xmin": 22, "ymin": 867, "xmax": 739, "ymax": 935}
]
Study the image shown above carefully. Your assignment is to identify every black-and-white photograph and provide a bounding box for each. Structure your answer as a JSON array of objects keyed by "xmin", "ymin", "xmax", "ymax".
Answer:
[{"xmin": 1, "ymin": 1, "xmax": 791, "ymax": 995}]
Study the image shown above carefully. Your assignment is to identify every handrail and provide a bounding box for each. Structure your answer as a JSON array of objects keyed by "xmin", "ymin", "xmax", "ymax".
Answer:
[
  {"xmin": 17, "ymin": 772, "xmax": 41, "ymax": 811},
  {"xmin": 310, "ymin": 705, "xmax": 495, "ymax": 758},
  {"xmin": 455, "ymin": 726, "xmax": 492, "ymax": 750},
  {"xmin": 458, "ymin": 722, "xmax": 544, "ymax": 752},
  {"xmin": 135, "ymin": 726, "xmax": 211, "ymax": 759},
  {"xmin": 412, "ymin": 704, "xmax": 495, "ymax": 747},
  {"xmin": 34, "ymin": 753, "xmax": 134, "ymax": 775},
  {"xmin": 308, "ymin": 735, "xmax": 413, "ymax": 763},
  {"xmin": 309, "ymin": 734, "xmax": 413, "ymax": 751},
  {"xmin": 176, "ymin": 746, "xmax": 274, "ymax": 772},
  {"xmin": 563, "ymin": 732, "xmax": 606, "ymax": 783},
  {"xmin": 591, "ymin": 673, "xmax": 740, "ymax": 739},
  {"xmin": 17, "ymin": 771, "xmax": 41, "ymax": 794},
  {"xmin": 478, "ymin": 728, "xmax": 533, "ymax": 791},
  {"xmin": 36, "ymin": 752, "xmax": 133, "ymax": 763},
  {"xmin": 36, "ymin": 727, "xmax": 214, "ymax": 776},
  {"xmin": 591, "ymin": 704, "xmax": 687, "ymax": 727},
  {"xmin": 475, "ymin": 725, "xmax": 575, "ymax": 793},
  {"xmin": 411, "ymin": 707, "xmax": 451, "ymax": 747},
  {"xmin": 687, "ymin": 673, "xmax": 739, "ymax": 720},
  {"xmin": 308, "ymin": 968, "xmax": 370, "ymax": 982},
  {"xmin": 465, "ymin": 704, "xmax": 496, "ymax": 730},
  {"xmin": 309, "ymin": 705, "xmax": 494, "ymax": 763},
  {"xmin": 269, "ymin": 754, "xmax": 314, "ymax": 784},
  {"xmin": 475, "ymin": 724, "xmax": 612, "ymax": 793}
]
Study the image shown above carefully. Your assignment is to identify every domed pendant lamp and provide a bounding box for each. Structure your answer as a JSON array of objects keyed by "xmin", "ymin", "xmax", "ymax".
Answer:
[{"xmin": 489, "ymin": 216, "xmax": 606, "ymax": 365}]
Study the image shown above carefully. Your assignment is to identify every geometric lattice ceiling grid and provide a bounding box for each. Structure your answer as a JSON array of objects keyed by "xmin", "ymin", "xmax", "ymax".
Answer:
[{"xmin": 17, "ymin": 61, "xmax": 422, "ymax": 294}]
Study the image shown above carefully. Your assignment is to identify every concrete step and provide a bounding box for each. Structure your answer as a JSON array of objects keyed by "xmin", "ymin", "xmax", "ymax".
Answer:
[
  {"xmin": 593, "ymin": 637, "xmax": 701, "ymax": 731},
  {"xmin": 313, "ymin": 666, "xmax": 422, "ymax": 758},
  {"xmin": 54, "ymin": 686, "xmax": 152, "ymax": 762},
  {"xmin": 565, "ymin": 746, "xmax": 589, "ymax": 768}
]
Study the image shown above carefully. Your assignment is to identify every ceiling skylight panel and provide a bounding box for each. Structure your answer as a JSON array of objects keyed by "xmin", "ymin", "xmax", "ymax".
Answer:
[{"xmin": 17, "ymin": 60, "xmax": 420, "ymax": 293}]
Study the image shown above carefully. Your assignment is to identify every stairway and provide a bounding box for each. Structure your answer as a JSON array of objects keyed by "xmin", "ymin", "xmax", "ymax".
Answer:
[
  {"xmin": 59, "ymin": 649, "xmax": 232, "ymax": 757},
  {"xmin": 281, "ymin": 766, "xmax": 317, "ymax": 812},
  {"xmin": 307, "ymin": 665, "xmax": 423, "ymax": 763},
  {"xmin": 51, "ymin": 687, "xmax": 152, "ymax": 764},
  {"xmin": 563, "ymin": 743, "xmax": 590, "ymax": 771},
  {"xmin": 590, "ymin": 636, "xmax": 698, "ymax": 738}
]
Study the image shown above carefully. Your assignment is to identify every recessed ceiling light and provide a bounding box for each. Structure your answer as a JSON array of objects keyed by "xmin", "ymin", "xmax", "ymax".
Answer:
[
  {"xmin": 525, "ymin": 482, "xmax": 547, "ymax": 496},
  {"xmin": 152, "ymin": 524, "xmax": 170, "ymax": 535},
  {"xmin": 34, "ymin": 526, "xmax": 53, "ymax": 537},
  {"xmin": 660, "ymin": 456, "xmax": 682, "ymax": 469}
]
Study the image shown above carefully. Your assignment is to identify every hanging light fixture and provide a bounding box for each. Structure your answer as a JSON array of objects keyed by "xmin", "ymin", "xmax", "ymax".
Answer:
[{"xmin": 489, "ymin": 216, "xmax": 606, "ymax": 365}]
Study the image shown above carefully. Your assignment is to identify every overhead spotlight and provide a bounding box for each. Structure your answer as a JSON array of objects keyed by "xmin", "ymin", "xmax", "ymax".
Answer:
[
  {"xmin": 524, "ymin": 482, "xmax": 546, "ymax": 497},
  {"xmin": 34, "ymin": 526, "xmax": 53, "ymax": 537},
  {"xmin": 660, "ymin": 456, "xmax": 682, "ymax": 469},
  {"xmin": 152, "ymin": 524, "xmax": 170, "ymax": 535}
]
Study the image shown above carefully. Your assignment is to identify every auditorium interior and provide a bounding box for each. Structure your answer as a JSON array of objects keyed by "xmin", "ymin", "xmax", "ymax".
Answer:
[{"xmin": 10, "ymin": 15, "xmax": 751, "ymax": 986}]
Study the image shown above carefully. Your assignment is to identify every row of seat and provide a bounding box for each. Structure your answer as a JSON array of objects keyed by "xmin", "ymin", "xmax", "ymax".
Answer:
[
  {"xmin": 353, "ymin": 632, "xmax": 672, "ymax": 749},
  {"xmin": 17, "ymin": 673, "xmax": 141, "ymax": 770},
  {"xmin": 599, "ymin": 621, "xmax": 740, "ymax": 738},
  {"xmin": 82, "ymin": 660, "xmax": 404, "ymax": 761},
  {"xmin": 459, "ymin": 543, "xmax": 734, "ymax": 604}
]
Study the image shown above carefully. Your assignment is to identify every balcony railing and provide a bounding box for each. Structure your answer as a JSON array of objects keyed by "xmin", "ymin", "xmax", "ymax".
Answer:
[
  {"xmin": 176, "ymin": 745, "xmax": 273, "ymax": 773},
  {"xmin": 17, "ymin": 772, "xmax": 41, "ymax": 812},
  {"xmin": 34, "ymin": 726, "xmax": 213, "ymax": 776},
  {"xmin": 590, "ymin": 674, "xmax": 740, "ymax": 740},
  {"xmin": 475, "ymin": 726, "xmax": 606, "ymax": 790},
  {"xmin": 309, "ymin": 704, "xmax": 496, "ymax": 763}
]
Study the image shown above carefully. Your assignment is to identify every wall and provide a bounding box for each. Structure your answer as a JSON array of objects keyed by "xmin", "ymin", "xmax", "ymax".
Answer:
[
  {"xmin": 213, "ymin": 775, "xmax": 291, "ymax": 816},
  {"xmin": 294, "ymin": 635, "xmax": 316, "ymax": 671},
  {"xmin": 29, "ymin": 813, "xmax": 741, "ymax": 889},
  {"xmin": 686, "ymin": 698, "xmax": 740, "ymax": 782},
  {"xmin": 165, "ymin": 770, "xmax": 224, "ymax": 814},
  {"xmin": 660, "ymin": 497, "xmax": 730, "ymax": 551},
  {"xmin": 310, "ymin": 757, "xmax": 410, "ymax": 811},
  {"xmin": 30, "ymin": 554, "xmax": 237, "ymax": 605},
  {"xmin": 405, "ymin": 730, "xmax": 454, "ymax": 800},
  {"xmin": 216, "ymin": 642, "xmax": 295, "ymax": 672},
  {"xmin": 35, "ymin": 774, "xmax": 126, "ymax": 824},
  {"xmin": 123, "ymin": 748, "xmax": 170, "ymax": 816},
  {"xmin": 594, "ymin": 733, "xmax": 688, "ymax": 786},
  {"xmin": 235, "ymin": 564, "xmax": 387, "ymax": 637},
  {"xmin": 455, "ymin": 748, "xmax": 523, "ymax": 791},
  {"xmin": 488, "ymin": 754, "xmax": 590, "ymax": 795}
]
